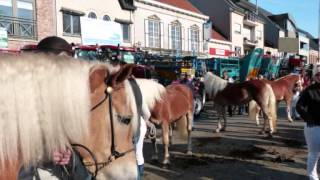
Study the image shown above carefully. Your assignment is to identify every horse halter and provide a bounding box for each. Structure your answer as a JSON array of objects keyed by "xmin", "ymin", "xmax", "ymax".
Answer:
[{"xmin": 73, "ymin": 83, "xmax": 135, "ymax": 178}]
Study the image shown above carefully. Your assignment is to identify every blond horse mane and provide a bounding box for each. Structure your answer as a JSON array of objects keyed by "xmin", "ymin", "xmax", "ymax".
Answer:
[
  {"xmin": 135, "ymin": 78, "xmax": 165, "ymax": 110},
  {"xmin": 203, "ymin": 72, "xmax": 228, "ymax": 99},
  {"xmin": 0, "ymin": 54, "xmax": 140, "ymax": 168}
]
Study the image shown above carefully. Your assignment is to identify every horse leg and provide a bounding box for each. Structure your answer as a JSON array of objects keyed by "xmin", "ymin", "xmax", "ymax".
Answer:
[
  {"xmin": 221, "ymin": 106, "xmax": 227, "ymax": 131},
  {"xmin": 151, "ymin": 137, "xmax": 159, "ymax": 161},
  {"xmin": 256, "ymin": 105, "xmax": 261, "ymax": 126},
  {"xmin": 186, "ymin": 111, "xmax": 193, "ymax": 155},
  {"xmin": 286, "ymin": 99, "xmax": 293, "ymax": 123},
  {"xmin": 162, "ymin": 121, "xmax": 170, "ymax": 165},
  {"xmin": 169, "ymin": 124, "xmax": 173, "ymax": 146},
  {"xmin": 215, "ymin": 105, "xmax": 223, "ymax": 133}
]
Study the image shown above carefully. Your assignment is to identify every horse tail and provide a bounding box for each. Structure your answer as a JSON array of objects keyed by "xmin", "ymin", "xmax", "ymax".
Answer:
[
  {"xmin": 266, "ymin": 84, "xmax": 277, "ymax": 132},
  {"xmin": 248, "ymin": 100, "xmax": 260, "ymax": 125}
]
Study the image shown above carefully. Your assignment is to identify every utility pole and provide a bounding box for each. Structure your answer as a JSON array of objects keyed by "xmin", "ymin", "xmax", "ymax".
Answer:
[
  {"xmin": 318, "ymin": 0, "xmax": 320, "ymax": 63},
  {"xmin": 255, "ymin": 0, "xmax": 258, "ymax": 15}
]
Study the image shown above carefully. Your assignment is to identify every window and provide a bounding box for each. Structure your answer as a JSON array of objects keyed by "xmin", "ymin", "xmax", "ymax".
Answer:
[
  {"xmin": 63, "ymin": 12, "xmax": 81, "ymax": 35},
  {"xmin": 0, "ymin": 0, "xmax": 13, "ymax": 16},
  {"xmin": 121, "ymin": 23, "xmax": 130, "ymax": 42},
  {"xmin": 234, "ymin": 23, "xmax": 241, "ymax": 34},
  {"xmin": 0, "ymin": 0, "xmax": 35, "ymax": 38},
  {"xmin": 88, "ymin": 12, "xmax": 97, "ymax": 19},
  {"xmin": 190, "ymin": 27, "xmax": 199, "ymax": 52},
  {"xmin": 235, "ymin": 46, "xmax": 241, "ymax": 56},
  {"xmin": 148, "ymin": 19, "xmax": 160, "ymax": 48},
  {"xmin": 103, "ymin": 15, "xmax": 110, "ymax": 21},
  {"xmin": 171, "ymin": 22, "xmax": 181, "ymax": 50},
  {"xmin": 256, "ymin": 30, "xmax": 262, "ymax": 40}
]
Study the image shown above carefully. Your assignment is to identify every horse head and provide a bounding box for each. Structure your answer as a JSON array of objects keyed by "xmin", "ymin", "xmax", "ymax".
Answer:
[
  {"xmin": 80, "ymin": 63, "xmax": 139, "ymax": 179},
  {"xmin": 0, "ymin": 54, "xmax": 138, "ymax": 179}
]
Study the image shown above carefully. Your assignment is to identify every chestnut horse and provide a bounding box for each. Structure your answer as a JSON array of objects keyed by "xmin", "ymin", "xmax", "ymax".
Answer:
[
  {"xmin": 0, "ymin": 53, "xmax": 141, "ymax": 179},
  {"xmin": 249, "ymin": 74, "xmax": 300, "ymax": 125},
  {"xmin": 203, "ymin": 72, "xmax": 277, "ymax": 135},
  {"xmin": 148, "ymin": 84, "xmax": 194, "ymax": 165}
]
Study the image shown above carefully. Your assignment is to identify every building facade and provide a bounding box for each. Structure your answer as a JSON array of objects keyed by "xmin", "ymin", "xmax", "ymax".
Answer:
[
  {"xmin": 189, "ymin": 0, "xmax": 264, "ymax": 57},
  {"xmin": 55, "ymin": 0, "xmax": 135, "ymax": 47},
  {"xmin": 0, "ymin": 0, "xmax": 56, "ymax": 49},
  {"xmin": 133, "ymin": 0, "xmax": 208, "ymax": 57},
  {"xmin": 207, "ymin": 28, "xmax": 232, "ymax": 58}
]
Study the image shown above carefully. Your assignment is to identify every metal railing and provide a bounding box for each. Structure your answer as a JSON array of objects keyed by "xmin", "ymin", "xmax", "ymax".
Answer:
[
  {"xmin": 0, "ymin": 16, "xmax": 37, "ymax": 39},
  {"xmin": 244, "ymin": 12, "xmax": 257, "ymax": 22}
]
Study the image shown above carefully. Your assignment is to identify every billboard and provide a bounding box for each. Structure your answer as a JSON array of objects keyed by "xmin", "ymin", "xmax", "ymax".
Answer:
[
  {"xmin": 278, "ymin": 37, "xmax": 299, "ymax": 53},
  {"xmin": 0, "ymin": 27, "xmax": 8, "ymax": 48},
  {"xmin": 80, "ymin": 17, "xmax": 123, "ymax": 45}
]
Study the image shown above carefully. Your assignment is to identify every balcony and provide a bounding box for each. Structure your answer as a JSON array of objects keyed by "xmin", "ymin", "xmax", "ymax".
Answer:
[
  {"xmin": 243, "ymin": 37, "xmax": 258, "ymax": 46},
  {"xmin": 0, "ymin": 16, "xmax": 37, "ymax": 40},
  {"xmin": 244, "ymin": 12, "xmax": 258, "ymax": 26}
]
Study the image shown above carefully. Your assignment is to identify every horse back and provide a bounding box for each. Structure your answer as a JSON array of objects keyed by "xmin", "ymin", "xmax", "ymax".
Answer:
[{"xmin": 151, "ymin": 84, "xmax": 193, "ymax": 122}]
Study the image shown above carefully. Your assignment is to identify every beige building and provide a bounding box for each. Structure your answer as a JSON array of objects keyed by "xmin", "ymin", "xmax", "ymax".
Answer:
[
  {"xmin": 133, "ymin": 0, "xmax": 209, "ymax": 56},
  {"xmin": 55, "ymin": 0, "xmax": 135, "ymax": 47}
]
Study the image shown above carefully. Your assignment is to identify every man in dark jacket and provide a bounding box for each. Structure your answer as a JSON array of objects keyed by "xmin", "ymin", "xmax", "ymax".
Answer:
[{"xmin": 296, "ymin": 65, "xmax": 320, "ymax": 180}]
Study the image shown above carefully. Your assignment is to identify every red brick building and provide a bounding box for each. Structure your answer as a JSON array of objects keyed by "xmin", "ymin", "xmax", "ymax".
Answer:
[{"xmin": 0, "ymin": 0, "xmax": 56, "ymax": 50}]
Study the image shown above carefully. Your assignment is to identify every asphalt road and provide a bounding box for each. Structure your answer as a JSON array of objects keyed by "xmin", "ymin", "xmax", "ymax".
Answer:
[{"xmin": 143, "ymin": 101, "xmax": 308, "ymax": 180}]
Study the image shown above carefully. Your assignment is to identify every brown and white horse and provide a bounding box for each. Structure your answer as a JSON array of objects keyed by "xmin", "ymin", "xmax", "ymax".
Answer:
[
  {"xmin": 249, "ymin": 74, "xmax": 300, "ymax": 125},
  {"xmin": 203, "ymin": 72, "xmax": 277, "ymax": 135},
  {"xmin": 0, "ymin": 53, "xmax": 140, "ymax": 179},
  {"xmin": 147, "ymin": 84, "xmax": 194, "ymax": 165}
]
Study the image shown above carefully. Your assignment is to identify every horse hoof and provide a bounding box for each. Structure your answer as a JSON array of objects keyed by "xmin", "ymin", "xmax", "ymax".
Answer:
[
  {"xmin": 186, "ymin": 150, "xmax": 192, "ymax": 155},
  {"xmin": 288, "ymin": 119, "xmax": 293, "ymax": 123},
  {"xmin": 162, "ymin": 159, "xmax": 170, "ymax": 165},
  {"xmin": 259, "ymin": 131, "xmax": 265, "ymax": 135},
  {"xmin": 215, "ymin": 129, "xmax": 220, "ymax": 133},
  {"xmin": 151, "ymin": 155, "xmax": 159, "ymax": 162},
  {"xmin": 267, "ymin": 133, "xmax": 274, "ymax": 138}
]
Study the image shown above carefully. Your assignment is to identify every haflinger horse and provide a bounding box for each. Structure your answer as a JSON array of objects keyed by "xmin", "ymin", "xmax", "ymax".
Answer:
[
  {"xmin": 249, "ymin": 74, "xmax": 300, "ymax": 125},
  {"xmin": 203, "ymin": 72, "xmax": 277, "ymax": 135},
  {"xmin": 0, "ymin": 53, "xmax": 141, "ymax": 179},
  {"xmin": 147, "ymin": 84, "xmax": 194, "ymax": 165}
]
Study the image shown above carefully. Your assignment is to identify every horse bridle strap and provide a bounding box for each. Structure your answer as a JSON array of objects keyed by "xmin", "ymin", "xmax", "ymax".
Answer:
[{"xmin": 82, "ymin": 83, "xmax": 135, "ymax": 178}]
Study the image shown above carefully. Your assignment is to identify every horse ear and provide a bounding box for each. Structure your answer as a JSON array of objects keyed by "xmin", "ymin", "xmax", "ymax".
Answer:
[
  {"xmin": 110, "ymin": 64, "xmax": 135, "ymax": 87},
  {"xmin": 89, "ymin": 65, "xmax": 108, "ymax": 93}
]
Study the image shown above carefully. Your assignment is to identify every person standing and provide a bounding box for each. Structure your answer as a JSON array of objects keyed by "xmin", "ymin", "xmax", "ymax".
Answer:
[{"xmin": 296, "ymin": 66, "xmax": 320, "ymax": 180}]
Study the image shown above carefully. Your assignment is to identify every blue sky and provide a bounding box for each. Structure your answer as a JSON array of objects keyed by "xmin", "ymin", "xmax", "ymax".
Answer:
[{"xmin": 250, "ymin": 0, "xmax": 318, "ymax": 38}]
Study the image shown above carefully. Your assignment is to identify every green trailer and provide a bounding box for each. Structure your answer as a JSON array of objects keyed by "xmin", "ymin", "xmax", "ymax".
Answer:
[
  {"xmin": 259, "ymin": 56, "xmax": 281, "ymax": 79},
  {"xmin": 239, "ymin": 48, "xmax": 263, "ymax": 81},
  {"xmin": 205, "ymin": 57, "xmax": 240, "ymax": 80}
]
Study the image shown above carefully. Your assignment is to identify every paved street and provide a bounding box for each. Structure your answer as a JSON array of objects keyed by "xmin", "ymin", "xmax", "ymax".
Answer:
[{"xmin": 143, "ymin": 101, "xmax": 307, "ymax": 180}]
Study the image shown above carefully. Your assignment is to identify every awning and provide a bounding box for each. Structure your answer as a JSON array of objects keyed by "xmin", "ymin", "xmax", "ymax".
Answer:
[
  {"xmin": 114, "ymin": 18, "xmax": 133, "ymax": 24},
  {"xmin": 60, "ymin": 7, "xmax": 85, "ymax": 16}
]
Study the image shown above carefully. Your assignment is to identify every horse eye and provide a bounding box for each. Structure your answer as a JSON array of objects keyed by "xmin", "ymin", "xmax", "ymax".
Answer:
[{"xmin": 117, "ymin": 115, "xmax": 132, "ymax": 125}]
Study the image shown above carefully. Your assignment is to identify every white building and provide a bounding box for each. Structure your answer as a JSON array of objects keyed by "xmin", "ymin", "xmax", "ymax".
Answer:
[{"xmin": 133, "ymin": 0, "xmax": 209, "ymax": 56}]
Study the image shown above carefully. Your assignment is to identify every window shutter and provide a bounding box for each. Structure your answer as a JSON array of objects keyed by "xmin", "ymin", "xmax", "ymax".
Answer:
[
  {"xmin": 144, "ymin": 19, "xmax": 149, "ymax": 47},
  {"xmin": 181, "ymin": 26, "xmax": 185, "ymax": 51},
  {"xmin": 160, "ymin": 22, "xmax": 164, "ymax": 49},
  {"xmin": 188, "ymin": 28, "xmax": 192, "ymax": 52},
  {"xmin": 168, "ymin": 24, "xmax": 172, "ymax": 49}
]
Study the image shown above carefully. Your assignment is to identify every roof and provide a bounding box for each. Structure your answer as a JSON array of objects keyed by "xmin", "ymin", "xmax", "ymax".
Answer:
[
  {"xmin": 257, "ymin": 7, "xmax": 283, "ymax": 30},
  {"xmin": 156, "ymin": 0, "xmax": 203, "ymax": 14},
  {"xmin": 268, "ymin": 13, "xmax": 297, "ymax": 29},
  {"xmin": 228, "ymin": 0, "xmax": 264, "ymax": 22},
  {"xmin": 212, "ymin": 28, "xmax": 228, "ymax": 41}
]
